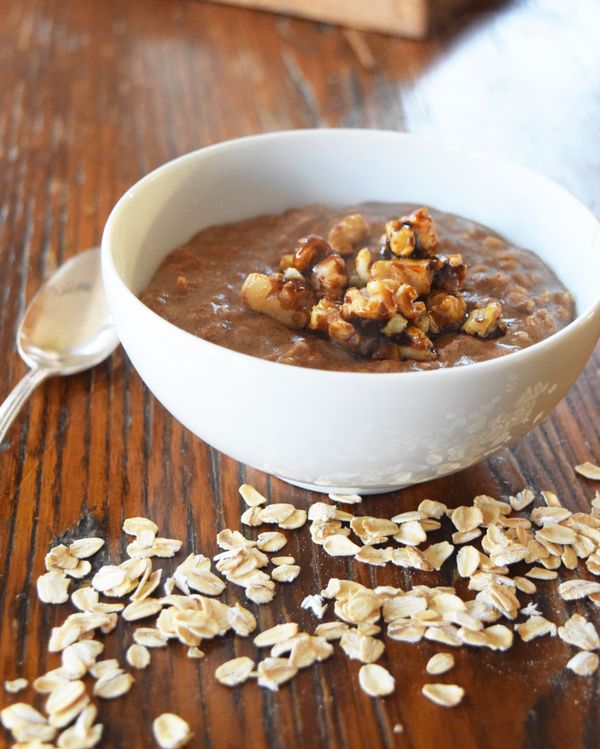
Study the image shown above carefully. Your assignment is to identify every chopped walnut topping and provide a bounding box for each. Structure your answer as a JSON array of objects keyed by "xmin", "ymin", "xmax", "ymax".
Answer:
[
  {"xmin": 433, "ymin": 257, "xmax": 467, "ymax": 292},
  {"xmin": 241, "ymin": 207, "xmax": 507, "ymax": 362},
  {"xmin": 328, "ymin": 214, "xmax": 369, "ymax": 255},
  {"xmin": 381, "ymin": 314, "xmax": 408, "ymax": 338},
  {"xmin": 462, "ymin": 301, "xmax": 507, "ymax": 338},
  {"xmin": 403, "ymin": 207, "xmax": 439, "ymax": 255},
  {"xmin": 241, "ymin": 273, "xmax": 315, "ymax": 330},
  {"xmin": 292, "ymin": 234, "xmax": 332, "ymax": 271},
  {"xmin": 342, "ymin": 281, "xmax": 396, "ymax": 322},
  {"xmin": 400, "ymin": 325, "xmax": 436, "ymax": 362},
  {"xmin": 385, "ymin": 220, "xmax": 416, "ymax": 258},
  {"xmin": 370, "ymin": 258, "xmax": 434, "ymax": 296},
  {"xmin": 310, "ymin": 298, "xmax": 360, "ymax": 350},
  {"xmin": 394, "ymin": 283, "xmax": 426, "ymax": 320},
  {"xmin": 427, "ymin": 292, "xmax": 467, "ymax": 333},
  {"xmin": 354, "ymin": 248, "xmax": 372, "ymax": 285},
  {"xmin": 312, "ymin": 253, "xmax": 348, "ymax": 300}
]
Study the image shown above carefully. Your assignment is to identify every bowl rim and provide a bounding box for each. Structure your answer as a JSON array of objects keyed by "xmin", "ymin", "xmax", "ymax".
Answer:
[{"xmin": 102, "ymin": 128, "xmax": 600, "ymax": 381}]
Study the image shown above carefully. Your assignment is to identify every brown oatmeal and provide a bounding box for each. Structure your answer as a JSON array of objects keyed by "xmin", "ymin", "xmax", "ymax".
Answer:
[{"xmin": 139, "ymin": 203, "xmax": 574, "ymax": 373}]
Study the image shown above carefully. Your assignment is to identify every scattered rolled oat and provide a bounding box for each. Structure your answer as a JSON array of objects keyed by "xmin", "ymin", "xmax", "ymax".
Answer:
[
  {"xmin": 278, "ymin": 509, "xmax": 308, "ymax": 530},
  {"xmin": 133, "ymin": 628, "xmax": 170, "ymax": 648},
  {"xmin": 301, "ymin": 594, "xmax": 327, "ymax": 619},
  {"xmin": 9, "ymin": 472, "xmax": 600, "ymax": 745},
  {"xmin": 256, "ymin": 658, "xmax": 298, "ymax": 691},
  {"xmin": 315, "ymin": 622, "xmax": 350, "ymax": 641},
  {"xmin": 422, "ymin": 542, "xmax": 454, "ymax": 571},
  {"xmin": 93, "ymin": 672, "xmax": 134, "ymax": 699},
  {"xmin": 575, "ymin": 462, "xmax": 600, "ymax": 481},
  {"xmin": 426, "ymin": 653, "xmax": 455, "ymax": 675},
  {"xmin": 358, "ymin": 663, "xmax": 395, "ymax": 697},
  {"xmin": 227, "ymin": 603, "xmax": 256, "ymax": 637},
  {"xmin": 260, "ymin": 503, "xmax": 296, "ymax": 525},
  {"xmin": 122, "ymin": 598, "xmax": 163, "ymax": 622},
  {"xmin": 323, "ymin": 535, "xmax": 361, "ymax": 557},
  {"xmin": 456, "ymin": 546, "xmax": 479, "ymax": 578},
  {"xmin": 153, "ymin": 712, "xmax": 193, "ymax": 749},
  {"xmin": 509, "ymin": 489, "xmax": 535, "ymax": 512},
  {"xmin": 254, "ymin": 623, "xmax": 299, "ymax": 647},
  {"xmin": 328, "ymin": 493, "xmax": 362, "ymax": 505},
  {"xmin": 515, "ymin": 616, "xmax": 557, "ymax": 642},
  {"xmin": 272, "ymin": 556, "xmax": 295, "ymax": 565},
  {"xmin": 215, "ymin": 656, "xmax": 255, "ymax": 686},
  {"xmin": 558, "ymin": 579, "xmax": 600, "ymax": 601},
  {"xmin": 1, "ymin": 701, "xmax": 57, "ymax": 743},
  {"xmin": 61, "ymin": 640, "xmax": 104, "ymax": 679},
  {"xmin": 126, "ymin": 644, "xmax": 151, "ymax": 670},
  {"xmin": 4, "ymin": 678, "xmax": 28, "ymax": 694},
  {"xmin": 256, "ymin": 532, "xmax": 287, "ymax": 553},
  {"xmin": 422, "ymin": 683, "xmax": 465, "ymax": 707},
  {"xmin": 240, "ymin": 506, "xmax": 263, "ymax": 527},
  {"xmin": 239, "ymin": 484, "xmax": 268, "ymax": 507},
  {"xmin": 272, "ymin": 564, "xmax": 301, "ymax": 583},
  {"xmin": 526, "ymin": 567, "xmax": 558, "ymax": 580},
  {"xmin": 566, "ymin": 651, "xmax": 599, "ymax": 676},
  {"xmin": 69, "ymin": 537, "xmax": 105, "ymax": 559},
  {"xmin": 558, "ymin": 614, "xmax": 600, "ymax": 651},
  {"xmin": 123, "ymin": 517, "xmax": 158, "ymax": 537},
  {"xmin": 187, "ymin": 646, "xmax": 204, "ymax": 659},
  {"xmin": 57, "ymin": 702, "xmax": 103, "ymax": 748},
  {"xmin": 37, "ymin": 569, "xmax": 70, "ymax": 604},
  {"xmin": 451, "ymin": 507, "xmax": 483, "ymax": 533},
  {"xmin": 340, "ymin": 629, "xmax": 384, "ymax": 663}
]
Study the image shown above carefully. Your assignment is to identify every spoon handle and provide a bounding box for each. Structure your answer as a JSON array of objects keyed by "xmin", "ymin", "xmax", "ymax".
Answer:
[{"xmin": 0, "ymin": 367, "xmax": 50, "ymax": 446}]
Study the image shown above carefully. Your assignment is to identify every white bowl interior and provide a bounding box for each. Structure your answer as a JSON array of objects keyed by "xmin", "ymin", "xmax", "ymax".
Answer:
[{"xmin": 109, "ymin": 130, "xmax": 600, "ymax": 321}]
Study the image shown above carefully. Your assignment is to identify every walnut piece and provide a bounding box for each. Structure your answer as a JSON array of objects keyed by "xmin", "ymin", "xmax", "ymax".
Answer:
[
  {"xmin": 462, "ymin": 301, "xmax": 507, "ymax": 338},
  {"xmin": 370, "ymin": 258, "xmax": 434, "ymax": 296},
  {"xmin": 312, "ymin": 254, "xmax": 348, "ymax": 300},
  {"xmin": 384, "ymin": 220, "xmax": 416, "ymax": 257},
  {"xmin": 328, "ymin": 214, "xmax": 369, "ymax": 255},
  {"xmin": 433, "ymin": 257, "xmax": 467, "ymax": 292},
  {"xmin": 342, "ymin": 281, "xmax": 396, "ymax": 323},
  {"xmin": 241, "ymin": 273, "xmax": 315, "ymax": 330},
  {"xmin": 395, "ymin": 284, "xmax": 426, "ymax": 321},
  {"xmin": 404, "ymin": 206, "xmax": 438, "ymax": 254},
  {"xmin": 241, "ymin": 206, "xmax": 506, "ymax": 363},
  {"xmin": 310, "ymin": 298, "xmax": 360, "ymax": 350},
  {"xmin": 427, "ymin": 292, "xmax": 467, "ymax": 333},
  {"xmin": 292, "ymin": 235, "xmax": 332, "ymax": 272},
  {"xmin": 355, "ymin": 248, "xmax": 372, "ymax": 286},
  {"xmin": 381, "ymin": 314, "xmax": 408, "ymax": 338}
]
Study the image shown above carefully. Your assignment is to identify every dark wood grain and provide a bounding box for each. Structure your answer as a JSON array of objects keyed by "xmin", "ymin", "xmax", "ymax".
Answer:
[{"xmin": 1, "ymin": 0, "xmax": 599, "ymax": 747}]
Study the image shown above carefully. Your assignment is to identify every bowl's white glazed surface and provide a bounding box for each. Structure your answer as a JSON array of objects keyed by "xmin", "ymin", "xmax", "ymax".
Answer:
[{"xmin": 101, "ymin": 130, "xmax": 600, "ymax": 494}]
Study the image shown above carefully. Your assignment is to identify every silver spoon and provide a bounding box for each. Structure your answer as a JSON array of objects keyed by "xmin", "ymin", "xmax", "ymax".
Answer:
[{"xmin": 0, "ymin": 248, "xmax": 119, "ymax": 445}]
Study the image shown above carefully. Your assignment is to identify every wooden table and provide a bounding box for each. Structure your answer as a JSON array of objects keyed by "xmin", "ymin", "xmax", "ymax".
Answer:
[{"xmin": 1, "ymin": 1, "xmax": 599, "ymax": 747}]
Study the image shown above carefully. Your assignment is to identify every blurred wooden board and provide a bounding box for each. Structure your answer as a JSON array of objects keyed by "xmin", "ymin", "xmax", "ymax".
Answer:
[{"xmin": 206, "ymin": 0, "xmax": 475, "ymax": 38}]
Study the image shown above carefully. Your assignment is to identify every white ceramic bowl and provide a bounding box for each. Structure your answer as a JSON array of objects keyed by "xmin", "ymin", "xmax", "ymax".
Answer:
[{"xmin": 101, "ymin": 130, "xmax": 600, "ymax": 494}]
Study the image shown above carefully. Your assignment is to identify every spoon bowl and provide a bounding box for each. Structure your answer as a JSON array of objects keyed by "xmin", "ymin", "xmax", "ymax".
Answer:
[
  {"xmin": 0, "ymin": 248, "xmax": 119, "ymax": 444},
  {"xmin": 17, "ymin": 249, "xmax": 118, "ymax": 375}
]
